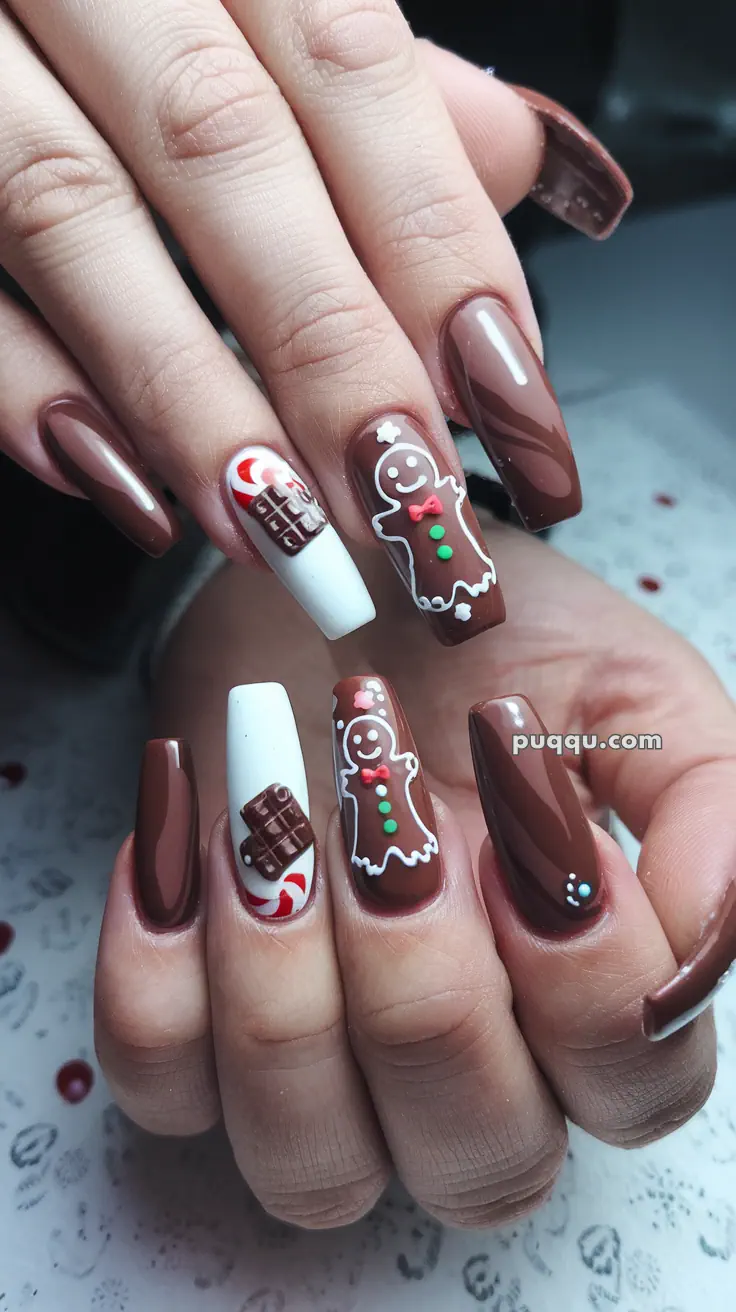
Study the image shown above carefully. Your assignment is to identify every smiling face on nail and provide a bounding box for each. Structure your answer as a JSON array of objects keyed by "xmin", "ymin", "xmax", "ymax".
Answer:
[
  {"xmin": 376, "ymin": 445, "xmax": 438, "ymax": 504},
  {"xmin": 342, "ymin": 717, "xmax": 394, "ymax": 768}
]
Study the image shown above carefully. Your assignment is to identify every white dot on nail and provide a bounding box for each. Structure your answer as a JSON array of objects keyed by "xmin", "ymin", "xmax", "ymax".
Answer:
[
  {"xmin": 406, "ymin": 456, "xmax": 418, "ymax": 468},
  {"xmin": 379, "ymin": 710, "xmax": 387, "ymax": 717},
  {"xmin": 367, "ymin": 730, "xmax": 378, "ymax": 741},
  {"xmin": 387, "ymin": 466, "xmax": 398, "ymax": 478},
  {"xmin": 336, "ymin": 719, "xmax": 344, "ymax": 730},
  {"xmin": 353, "ymin": 734, "xmax": 362, "ymax": 744},
  {"xmin": 375, "ymin": 784, "xmax": 387, "ymax": 797}
]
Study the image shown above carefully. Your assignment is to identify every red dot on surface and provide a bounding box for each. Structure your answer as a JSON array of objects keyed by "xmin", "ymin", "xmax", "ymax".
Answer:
[
  {"xmin": 0, "ymin": 922, "xmax": 14, "ymax": 954},
  {"xmin": 0, "ymin": 762, "xmax": 27, "ymax": 789},
  {"xmin": 55, "ymin": 1059, "xmax": 94, "ymax": 1104},
  {"xmin": 638, "ymin": 575, "xmax": 662, "ymax": 593},
  {"xmin": 654, "ymin": 493, "xmax": 677, "ymax": 507}
]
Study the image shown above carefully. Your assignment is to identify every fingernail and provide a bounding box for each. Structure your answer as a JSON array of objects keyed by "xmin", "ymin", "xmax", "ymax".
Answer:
[
  {"xmin": 469, "ymin": 695, "xmax": 603, "ymax": 933},
  {"xmin": 41, "ymin": 398, "xmax": 181, "ymax": 557},
  {"xmin": 332, "ymin": 675, "xmax": 441, "ymax": 911},
  {"xmin": 443, "ymin": 295, "xmax": 581, "ymax": 531},
  {"xmin": 511, "ymin": 85, "xmax": 633, "ymax": 240},
  {"xmin": 349, "ymin": 415, "xmax": 505, "ymax": 645},
  {"xmin": 224, "ymin": 446, "xmax": 375, "ymax": 640},
  {"xmin": 134, "ymin": 739, "xmax": 200, "ymax": 929},
  {"xmin": 227, "ymin": 683, "xmax": 315, "ymax": 919},
  {"xmin": 643, "ymin": 884, "xmax": 736, "ymax": 1041}
]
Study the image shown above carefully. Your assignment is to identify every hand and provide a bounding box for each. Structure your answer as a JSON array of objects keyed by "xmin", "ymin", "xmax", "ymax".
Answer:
[
  {"xmin": 0, "ymin": 0, "xmax": 629, "ymax": 640},
  {"xmin": 94, "ymin": 522, "xmax": 733, "ymax": 1230}
]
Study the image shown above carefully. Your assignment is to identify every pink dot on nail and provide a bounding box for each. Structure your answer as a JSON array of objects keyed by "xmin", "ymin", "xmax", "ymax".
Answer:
[
  {"xmin": 638, "ymin": 575, "xmax": 663, "ymax": 593},
  {"xmin": 56, "ymin": 1059, "xmax": 94, "ymax": 1104},
  {"xmin": 654, "ymin": 493, "xmax": 677, "ymax": 507},
  {"xmin": 353, "ymin": 691, "xmax": 374, "ymax": 711},
  {"xmin": 0, "ymin": 762, "xmax": 27, "ymax": 789}
]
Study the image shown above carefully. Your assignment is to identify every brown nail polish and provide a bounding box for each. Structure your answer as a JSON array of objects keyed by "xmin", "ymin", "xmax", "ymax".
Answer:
[
  {"xmin": 134, "ymin": 739, "xmax": 200, "ymax": 929},
  {"xmin": 41, "ymin": 398, "xmax": 181, "ymax": 557},
  {"xmin": 643, "ymin": 884, "xmax": 736, "ymax": 1041},
  {"xmin": 511, "ymin": 85, "xmax": 633, "ymax": 240},
  {"xmin": 469, "ymin": 696, "xmax": 603, "ymax": 933},
  {"xmin": 443, "ymin": 295, "xmax": 581, "ymax": 532},
  {"xmin": 332, "ymin": 676, "xmax": 441, "ymax": 911},
  {"xmin": 349, "ymin": 415, "xmax": 505, "ymax": 645}
]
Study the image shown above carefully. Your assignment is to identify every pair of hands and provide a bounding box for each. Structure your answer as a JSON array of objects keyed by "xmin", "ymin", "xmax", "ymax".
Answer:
[{"xmin": 95, "ymin": 529, "xmax": 736, "ymax": 1230}]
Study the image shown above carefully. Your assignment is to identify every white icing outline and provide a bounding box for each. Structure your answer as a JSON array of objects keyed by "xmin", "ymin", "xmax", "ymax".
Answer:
[
  {"xmin": 371, "ymin": 444, "xmax": 497, "ymax": 611},
  {"xmin": 338, "ymin": 712, "xmax": 439, "ymax": 876}
]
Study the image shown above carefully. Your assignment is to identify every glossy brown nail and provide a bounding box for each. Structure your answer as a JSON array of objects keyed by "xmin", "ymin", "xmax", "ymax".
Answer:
[
  {"xmin": 134, "ymin": 739, "xmax": 200, "ymax": 929},
  {"xmin": 643, "ymin": 883, "xmax": 736, "ymax": 1041},
  {"xmin": 511, "ymin": 85, "xmax": 633, "ymax": 240},
  {"xmin": 443, "ymin": 295, "xmax": 581, "ymax": 531},
  {"xmin": 332, "ymin": 676, "xmax": 441, "ymax": 911},
  {"xmin": 41, "ymin": 398, "xmax": 181, "ymax": 556},
  {"xmin": 349, "ymin": 414, "xmax": 505, "ymax": 645},
  {"xmin": 469, "ymin": 695, "xmax": 603, "ymax": 933}
]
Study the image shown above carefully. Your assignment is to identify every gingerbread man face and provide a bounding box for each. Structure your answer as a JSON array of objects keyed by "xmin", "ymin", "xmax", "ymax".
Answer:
[
  {"xmin": 375, "ymin": 445, "xmax": 439, "ymax": 507},
  {"xmin": 342, "ymin": 717, "xmax": 394, "ymax": 770}
]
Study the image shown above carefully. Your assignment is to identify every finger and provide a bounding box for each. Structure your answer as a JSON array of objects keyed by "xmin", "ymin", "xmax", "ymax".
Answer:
[
  {"xmin": 0, "ymin": 288, "xmax": 181, "ymax": 555},
  {"xmin": 205, "ymin": 683, "xmax": 389, "ymax": 1227},
  {"xmin": 234, "ymin": 0, "xmax": 581, "ymax": 532},
  {"xmin": 329, "ymin": 675, "xmax": 567, "ymax": 1228},
  {"xmin": 0, "ymin": 8, "xmax": 373, "ymax": 634},
  {"xmin": 419, "ymin": 42, "xmax": 633, "ymax": 237},
  {"xmin": 580, "ymin": 633, "xmax": 736, "ymax": 1040},
  {"xmin": 469, "ymin": 696, "xmax": 716, "ymax": 1146},
  {"xmin": 95, "ymin": 741, "xmax": 219, "ymax": 1135}
]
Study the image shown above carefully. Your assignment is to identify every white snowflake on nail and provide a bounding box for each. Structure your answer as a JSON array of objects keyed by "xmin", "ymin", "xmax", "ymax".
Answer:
[
  {"xmin": 455, "ymin": 603, "xmax": 472, "ymax": 622},
  {"xmin": 376, "ymin": 421, "xmax": 401, "ymax": 445}
]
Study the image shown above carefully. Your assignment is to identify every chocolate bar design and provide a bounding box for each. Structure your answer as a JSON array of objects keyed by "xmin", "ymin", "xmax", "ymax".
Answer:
[
  {"xmin": 239, "ymin": 783, "xmax": 314, "ymax": 880},
  {"xmin": 248, "ymin": 479, "xmax": 326, "ymax": 556}
]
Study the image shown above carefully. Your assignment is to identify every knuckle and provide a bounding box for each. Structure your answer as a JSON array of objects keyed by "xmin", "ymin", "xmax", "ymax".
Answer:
[
  {"xmin": 294, "ymin": 0, "xmax": 413, "ymax": 83},
  {"xmin": 262, "ymin": 286, "xmax": 392, "ymax": 385},
  {"xmin": 352, "ymin": 982, "xmax": 495, "ymax": 1075},
  {"xmin": 153, "ymin": 42, "xmax": 284, "ymax": 166},
  {"xmin": 259, "ymin": 1170, "xmax": 388, "ymax": 1230},
  {"xmin": 0, "ymin": 146, "xmax": 139, "ymax": 247},
  {"xmin": 379, "ymin": 186, "xmax": 485, "ymax": 274}
]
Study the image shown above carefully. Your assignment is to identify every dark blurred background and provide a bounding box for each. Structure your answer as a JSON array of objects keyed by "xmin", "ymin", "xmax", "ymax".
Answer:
[{"xmin": 2, "ymin": 0, "xmax": 736, "ymax": 665}]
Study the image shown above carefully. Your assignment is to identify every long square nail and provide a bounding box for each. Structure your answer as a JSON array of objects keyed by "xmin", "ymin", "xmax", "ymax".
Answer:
[
  {"xmin": 135, "ymin": 739, "xmax": 200, "ymax": 929},
  {"xmin": 224, "ymin": 446, "xmax": 375, "ymax": 640},
  {"xmin": 349, "ymin": 415, "xmax": 505, "ymax": 645},
  {"xmin": 332, "ymin": 675, "xmax": 441, "ymax": 910},
  {"xmin": 227, "ymin": 683, "xmax": 315, "ymax": 919},
  {"xmin": 443, "ymin": 296, "xmax": 581, "ymax": 531}
]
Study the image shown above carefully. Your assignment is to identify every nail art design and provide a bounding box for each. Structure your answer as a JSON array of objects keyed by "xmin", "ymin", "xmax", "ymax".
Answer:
[
  {"xmin": 643, "ymin": 884, "xmax": 736, "ymax": 1041},
  {"xmin": 511, "ymin": 85, "xmax": 633, "ymax": 241},
  {"xmin": 227, "ymin": 683, "xmax": 314, "ymax": 918},
  {"xmin": 350, "ymin": 416, "xmax": 505, "ymax": 645},
  {"xmin": 443, "ymin": 296, "xmax": 581, "ymax": 532},
  {"xmin": 41, "ymin": 398, "xmax": 181, "ymax": 557},
  {"xmin": 469, "ymin": 695, "xmax": 603, "ymax": 933},
  {"xmin": 224, "ymin": 446, "xmax": 375, "ymax": 640},
  {"xmin": 332, "ymin": 676, "xmax": 441, "ymax": 909},
  {"xmin": 134, "ymin": 739, "xmax": 200, "ymax": 929}
]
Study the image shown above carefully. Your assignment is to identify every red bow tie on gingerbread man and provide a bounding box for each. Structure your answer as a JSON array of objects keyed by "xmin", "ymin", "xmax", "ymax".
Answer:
[
  {"xmin": 360, "ymin": 764, "xmax": 390, "ymax": 786},
  {"xmin": 408, "ymin": 493, "xmax": 443, "ymax": 523}
]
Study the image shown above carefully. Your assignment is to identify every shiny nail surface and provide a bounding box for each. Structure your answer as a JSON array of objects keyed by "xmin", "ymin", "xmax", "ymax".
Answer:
[
  {"xmin": 332, "ymin": 675, "xmax": 441, "ymax": 911},
  {"xmin": 227, "ymin": 683, "xmax": 315, "ymax": 919},
  {"xmin": 469, "ymin": 695, "xmax": 603, "ymax": 933},
  {"xmin": 644, "ymin": 884, "xmax": 736, "ymax": 1041},
  {"xmin": 134, "ymin": 739, "xmax": 200, "ymax": 929},
  {"xmin": 443, "ymin": 296, "xmax": 581, "ymax": 531},
  {"xmin": 512, "ymin": 85, "xmax": 633, "ymax": 240},
  {"xmin": 224, "ymin": 446, "xmax": 375, "ymax": 640},
  {"xmin": 41, "ymin": 399, "xmax": 180, "ymax": 557},
  {"xmin": 349, "ymin": 414, "xmax": 505, "ymax": 645}
]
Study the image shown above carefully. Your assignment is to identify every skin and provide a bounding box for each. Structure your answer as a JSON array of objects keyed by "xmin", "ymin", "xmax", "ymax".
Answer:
[{"xmin": 95, "ymin": 523, "xmax": 736, "ymax": 1229}]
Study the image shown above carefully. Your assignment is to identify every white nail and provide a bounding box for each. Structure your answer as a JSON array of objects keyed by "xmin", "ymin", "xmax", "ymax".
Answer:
[
  {"xmin": 227, "ymin": 683, "xmax": 314, "ymax": 919},
  {"xmin": 225, "ymin": 446, "xmax": 375, "ymax": 640}
]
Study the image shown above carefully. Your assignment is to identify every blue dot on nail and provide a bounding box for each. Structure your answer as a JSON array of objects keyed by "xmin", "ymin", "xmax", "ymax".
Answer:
[{"xmin": 578, "ymin": 883, "xmax": 592, "ymax": 899}]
